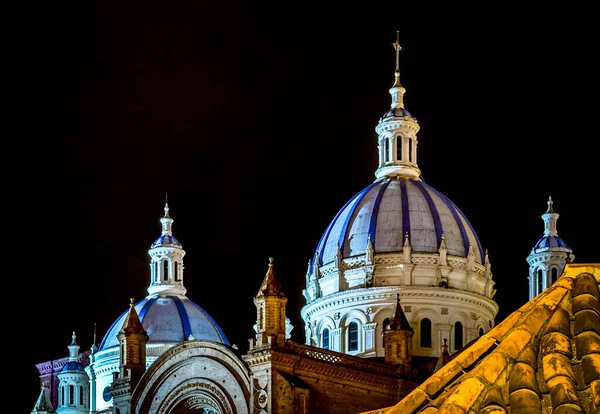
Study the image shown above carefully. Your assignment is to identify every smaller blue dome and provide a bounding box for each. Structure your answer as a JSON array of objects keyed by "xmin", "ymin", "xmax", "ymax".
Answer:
[
  {"xmin": 61, "ymin": 361, "xmax": 85, "ymax": 372},
  {"xmin": 532, "ymin": 235, "xmax": 570, "ymax": 250},
  {"xmin": 381, "ymin": 107, "xmax": 415, "ymax": 120},
  {"xmin": 151, "ymin": 235, "xmax": 182, "ymax": 248}
]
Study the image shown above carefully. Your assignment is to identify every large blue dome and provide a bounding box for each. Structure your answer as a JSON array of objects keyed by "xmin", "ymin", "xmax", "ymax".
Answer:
[
  {"xmin": 312, "ymin": 177, "xmax": 484, "ymax": 270},
  {"xmin": 99, "ymin": 295, "xmax": 229, "ymax": 350}
]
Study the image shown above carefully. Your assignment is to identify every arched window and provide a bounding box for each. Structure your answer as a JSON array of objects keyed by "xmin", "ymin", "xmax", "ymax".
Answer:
[
  {"xmin": 322, "ymin": 328, "xmax": 330, "ymax": 350},
  {"xmin": 537, "ymin": 268, "xmax": 543, "ymax": 294},
  {"xmin": 163, "ymin": 260, "xmax": 169, "ymax": 281},
  {"xmin": 384, "ymin": 140, "xmax": 389, "ymax": 163},
  {"xmin": 348, "ymin": 322, "xmax": 359, "ymax": 352},
  {"xmin": 408, "ymin": 138, "xmax": 413, "ymax": 162},
  {"xmin": 79, "ymin": 385, "xmax": 84, "ymax": 405},
  {"xmin": 454, "ymin": 321, "xmax": 463, "ymax": 351},
  {"xmin": 479, "ymin": 327, "xmax": 484, "ymax": 337},
  {"xmin": 382, "ymin": 317, "xmax": 390, "ymax": 348},
  {"xmin": 551, "ymin": 267, "xmax": 559, "ymax": 284},
  {"xmin": 69, "ymin": 384, "xmax": 74, "ymax": 405},
  {"xmin": 61, "ymin": 386, "xmax": 65, "ymax": 406},
  {"xmin": 396, "ymin": 135, "xmax": 402, "ymax": 161},
  {"xmin": 420, "ymin": 318, "xmax": 432, "ymax": 348},
  {"xmin": 174, "ymin": 262, "xmax": 179, "ymax": 281}
]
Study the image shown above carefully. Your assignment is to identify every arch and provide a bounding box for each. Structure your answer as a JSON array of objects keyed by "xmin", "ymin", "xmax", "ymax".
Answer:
[
  {"xmin": 322, "ymin": 328, "xmax": 331, "ymax": 350},
  {"xmin": 420, "ymin": 318, "xmax": 432, "ymax": 348},
  {"xmin": 383, "ymin": 139, "xmax": 390, "ymax": 163},
  {"xmin": 339, "ymin": 310, "xmax": 368, "ymax": 354},
  {"xmin": 317, "ymin": 316, "xmax": 335, "ymax": 351},
  {"xmin": 339, "ymin": 309, "xmax": 368, "ymax": 326},
  {"xmin": 537, "ymin": 267, "xmax": 544, "ymax": 294},
  {"xmin": 411, "ymin": 308, "xmax": 441, "ymax": 351},
  {"xmin": 348, "ymin": 321, "xmax": 359, "ymax": 352},
  {"xmin": 395, "ymin": 134, "xmax": 402, "ymax": 162},
  {"xmin": 132, "ymin": 341, "xmax": 251, "ymax": 414},
  {"xmin": 550, "ymin": 266, "xmax": 559, "ymax": 284},
  {"xmin": 453, "ymin": 321, "xmax": 464, "ymax": 351},
  {"xmin": 163, "ymin": 259, "xmax": 169, "ymax": 281}
]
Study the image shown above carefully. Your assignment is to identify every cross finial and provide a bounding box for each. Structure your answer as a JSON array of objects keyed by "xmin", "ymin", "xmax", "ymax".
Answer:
[{"xmin": 392, "ymin": 31, "xmax": 403, "ymax": 73}]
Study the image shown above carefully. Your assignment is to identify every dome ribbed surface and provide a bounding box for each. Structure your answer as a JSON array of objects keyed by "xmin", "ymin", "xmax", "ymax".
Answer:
[
  {"xmin": 151, "ymin": 234, "xmax": 182, "ymax": 248},
  {"xmin": 312, "ymin": 177, "xmax": 483, "ymax": 270},
  {"xmin": 61, "ymin": 361, "xmax": 85, "ymax": 372},
  {"xmin": 381, "ymin": 107, "xmax": 415, "ymax": 120},
  {"xmin": 99, "ymin": 296, "xmax": 229, "ymax": 350},
  {"xmin": 532, "ymin": 235, "xmax": 570, "ymax": 250}
]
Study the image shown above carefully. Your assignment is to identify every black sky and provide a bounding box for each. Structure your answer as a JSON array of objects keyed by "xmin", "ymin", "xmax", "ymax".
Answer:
[{"xmin": 16, "ymin": 2, "xmax": 598, "ymax": 411}]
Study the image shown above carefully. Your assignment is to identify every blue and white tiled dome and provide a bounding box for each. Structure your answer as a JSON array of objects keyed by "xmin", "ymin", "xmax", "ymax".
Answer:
[
  {"xmin": 98, "ymin": 296, "xmax": 229, "ymax": 351},
  {"xmin": 151, "ymin": 234, "xmax": 182, "ymax": 248},
  {"xmin": 61, "ymin": 361, "xmax": 86, "ymax": 372},
  {"xmin": 312, "ymin": 176, "xmax": 484, "ymax": 269},
  {"xmin": 381, "ymin": 106, "xmax": 415, "ymax": 121},
  {"xmin": 532, "ymin": 235, "xmax": 570, "ymax": 251}
]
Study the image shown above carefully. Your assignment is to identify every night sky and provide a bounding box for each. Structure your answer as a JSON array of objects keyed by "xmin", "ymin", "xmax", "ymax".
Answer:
[{"xmin": 18, "ymin": 2, "xmax": 598, "ymax": 411}]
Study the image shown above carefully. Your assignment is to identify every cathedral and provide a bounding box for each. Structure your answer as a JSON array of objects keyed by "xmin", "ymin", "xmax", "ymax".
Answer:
[{"xmin": 31, "ymin": 34, "xmax": 599, "ymax": 414}]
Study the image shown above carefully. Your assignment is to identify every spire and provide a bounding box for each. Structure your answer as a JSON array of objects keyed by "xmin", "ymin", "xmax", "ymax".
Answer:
[
  {"xmin": 256, "ymin": 257, "xmax": 284, "ymax": 297},
  {"xmin": 252, "ymin": 257, "xmax": 288, "ymax": 348},
  {"xmin": 392, "ymin": 30, "xmax": 404, "ymax": 89},
  {"xmin": 31, "ymin": 382, "xmax": 56, "ymax": 414},
  {"xmin": 375, "ymin": 31, "xmax": 421, "ymax": 180},
  {"xmin": 434, "ymin": 338, "xmax": 451, "ymax": 372},
  {"xmin": 546, "ymin": 195, "xmax": 556, "ymax": 213},
  {"xmin": 161, "ymin": 200, "xmax": 173, "ymax": 235},
  {"xmin": 67, "ymin": 331, "xmax": 81, "ymax": 362},
  {"xmin": 389, "ymin": 31, "xmax": 407, "ymax": 110},
  {"xmin": 121, "ymin": 298, "xmax": 145, "ymax": 334},
  {"xmin": 385, "ymin": 293, "xmax": 413, "ymax": 332},
  {"xmin": 438, "ymin": 234, "xmax": 448, "ymax": 266},
  {"xmin": 542, "ymin": 195, "xmax": 560, "ymax": 237}
]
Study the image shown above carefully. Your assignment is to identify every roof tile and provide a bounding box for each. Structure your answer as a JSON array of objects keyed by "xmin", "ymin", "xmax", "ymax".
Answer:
[
  {"xmin": 439, "ymin": 377, "xmax": 485, "ymax": 412},
  {"xmin": 494, "ymin": 329, "xmax": 533, "ymax": 360},
  {"xmin": 542, "ymin": 332, "xmax": 573, "ymax": 358},
  {"xmin": 508, "ymin": 388, "xmax": 542, "ymax": 412},
  {"xmin": 509, "ymin": 362, "xmax": 540, "ymax": 394}
]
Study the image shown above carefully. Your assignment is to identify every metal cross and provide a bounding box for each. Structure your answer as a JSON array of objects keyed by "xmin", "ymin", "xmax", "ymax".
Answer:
[{"xmin": 392, "ymin": 31, "xmax": 403, "ymax": 73}]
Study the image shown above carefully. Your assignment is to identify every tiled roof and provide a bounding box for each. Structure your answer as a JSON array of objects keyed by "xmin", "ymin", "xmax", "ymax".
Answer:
[{"xmin": 361, "ymin": 263, "xmax": 600, "ymax": 414}]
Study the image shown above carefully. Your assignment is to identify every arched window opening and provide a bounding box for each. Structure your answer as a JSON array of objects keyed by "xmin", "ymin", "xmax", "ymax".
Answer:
[
  {"xmin": 348, "ymin": 322, "xmax": 359, "ymax": 352},
  {"xmin": 537, "ymin": 268, "xmax": 543, "ymax": 294},
  {"xmin": 396, "ymin": 135, "xmax": 402, "ymax": 161},
  {"xmin": 408, "ymin": 138, "xmax": 413, "ymax": 162},
  {"xmin": 163, "ymin": 260, "xmax": 169, "ymax": 281},
  {"xmin": 154, "ymin": 262, "xmax": 158, "ymax": 283},
  {"xmin": 61, "ymin": 386, "xmax": 65, "ymax": 406},
  {"xmin": 174, "ymin": 262, "xmax": 179, "ymax": 281},
  {"xmin": 79, "ymin": 385, "xmax": 84, "ymax": 405},
  {"xmin": 322, "ymin": 328, "xmax": 330, "ymax": 350},
  {"xmin": 420, "ymin": 318, "xmax": 432, "ymax": 348},
  {"xmin": 382, "ymin": 317, "xmax": 390, "ymax": 348},
  {"xmin": 384, "ymin": 140, "xmax": 389, "ymax": 163},
  {"xmin": 454, "ymin": 322, "xmax": 464, "ymax": 351},
  {"xmin": 551, "ymin": 267, "xmax": 559, "ymax": 284},
  {"xmin": 69, "ymin": 384, "xmax": 74, "ymax": 405},
  {"xmin": 479, "ymin": 327, "xmax": 484, "ymax": 337}
]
